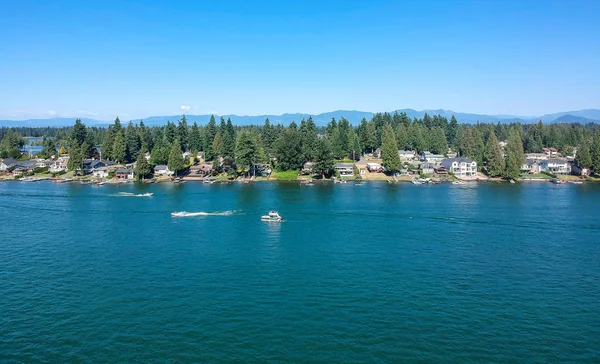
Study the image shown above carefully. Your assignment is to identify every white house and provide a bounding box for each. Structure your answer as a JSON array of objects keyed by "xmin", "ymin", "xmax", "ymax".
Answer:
[
  {"xmin": 154, "ymin": 165, "xmax": 174, "ymax": 176},
  {"xmin": 525, "ymin": 153, "xmax": 548, "ymax": 161},
  {"xmin": 520, "ymin": 159, "xmax": 541, "ymax": 174},
  {"xmin": 93, "ymin": 167, "xmax": 109, "ymax": 178},
  {"xmin": 441, "ymin": 158, "xmax": 477, "ymax": 177},
  {"xmin": 398, "ymin": 150, "xmax": 416, "ymax": 160},
  {"xmin": 334, "ymin": 162, "xmax": 354, "ymax": 177},
  {"xmin": 0, "ymin": 158, "xmax": 16, "ymax": 172},
  {"xmin": 543, "ymin": 148, "xmax": 558, "ymax": 157},
  {"xmin": 366, "ymin": 162, "xmax": 383, "ymax": 172},
  {"xmin": 421, "ymin": 151, "xmax": 445, "ymax": 163},
  {"xmin": 541, "ymin": 159, "xmax": 571, "ymax": 175}
]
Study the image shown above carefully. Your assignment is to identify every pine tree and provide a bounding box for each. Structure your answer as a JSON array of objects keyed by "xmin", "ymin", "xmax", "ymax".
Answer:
[
  {"xmin": 365, "ymin": 120, "xmax": 377, "ymax": 153},
  {"xmin": 313, "ymin": 138, "xmax": 334, "ymax": 178},
  {"xmin": 458, "ymin": 127, "xmax": 477, "ymax": 160},
  {"xmin": 67, "ymin": 144, "xmax": 84, "ymax": 173},
  {"xmin": 164, "ymin": 121, "xmax": 176, "ymax": 145},
  {"xmin": 235, "ymin": 130, "xmax": 258, "ymax": 175},
  {"xmin": 0, "ymin": 130, "xmax": 24, "ymax": 158},
  {"xmin": 575, "ymin": 136, "xmax": 592, "ymax": 169},
  {"xmin": 381, "ymin": 124, "xmax": 401, "ymax": 173},
  {"xmin": 429, "ymin": 127, "xmax": 448, "ymax": 155},
  {"xmin": 135, "ymin": 149, "xmax": 152, "ymax": 179},
  {"xmin": 177, "ymin": 115, "xmax": 188, "ymax": 151},
  {"xmin": 274, "ymin": 126, "xmax": 303, "ymax": 171},
  {"xmin": 168, "ymin": 139, "xmax": 186, "ymax": 174},
  {"xmin": 212, "ymin": 132, "xmax": 223, "ymax": 158},
  {"xmin": 485, "ymin": 131, "xmax": 504, "ymax": 177},
  {"xmin": 125, "ymin": 121, "xmax": 140, "ymax": 162},
  {"xmin": 504, "ymin": 128, "xmax": 524, "ymax": 180},
  {"xmin": 204, "ymin": 115, "xmax": 218, "ymax": 160},
  {"xmin": 221, "ymin": 118, "xmax": 235, "ymax": 158},
  {"xmin": 447, "ymin": 115, "xmax": 459, "ymax": 148},
  {"xmin": 300, "ymin": 117, "xmax": 319, "ymax": 161},
  {"xmin": 71, "ymin": 119, "xmax": 88, "ymax": 147},
  {"xmin": 591, "ymin": 129, "xmax": 600, "ymax": 173},
  {"xmin": 101, "ymin": 126, "xmax": 115, "ymax": 160},
  {"xmin": 112, "ymin": 131, "xmax": 127, "ymax": 163},
  {"xmin": 150, "ymin": 140, "xmax": 169, "ymax": 165},
  {"xmin": 189, "ymin": 122, "xmax": 202, "ymax": 152}
]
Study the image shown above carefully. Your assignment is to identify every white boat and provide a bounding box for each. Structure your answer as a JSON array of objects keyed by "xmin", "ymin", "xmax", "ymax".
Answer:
[
  {"xmin": 171, "ymin": 211, "xmax": 188, "ymax": 217},
  {"xmin": 139, "ymin": 193, "xmax": 153, "ymax": 197},
  {"xmin": 412, "ymin": 178, "xmax": 422, "ymax": 185},
  {"xmin": 452, "ymin": 180, "xmax": 464, "ymax": 185},
  {"xmin": 261, "ymin": 211, "xmax": 284, "ymax": 222}
]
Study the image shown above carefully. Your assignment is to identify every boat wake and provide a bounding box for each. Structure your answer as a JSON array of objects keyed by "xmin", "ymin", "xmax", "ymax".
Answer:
[
  {"xmin": 171, "ymin": 211, "xmax": 235, "ymax": 217},
  {"xmin": 113, "ymin": 192, "xmax": 154, "ymax": 197}
]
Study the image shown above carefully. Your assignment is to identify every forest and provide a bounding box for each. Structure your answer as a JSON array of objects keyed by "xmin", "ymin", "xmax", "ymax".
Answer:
[{"xmin": 1, "ymin": 111, "xmax": 600, "ymax": 179}]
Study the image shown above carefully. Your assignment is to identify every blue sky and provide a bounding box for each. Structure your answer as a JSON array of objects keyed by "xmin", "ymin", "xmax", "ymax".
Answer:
[{"xmin": 1, "ymin": 0, "xmax": 599, "ymax": 120}]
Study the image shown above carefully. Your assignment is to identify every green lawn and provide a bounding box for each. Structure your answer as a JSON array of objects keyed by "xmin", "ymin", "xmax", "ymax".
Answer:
[{"xmin": 272, "ymin": 170, "xmax": 299, "ymax": 181}]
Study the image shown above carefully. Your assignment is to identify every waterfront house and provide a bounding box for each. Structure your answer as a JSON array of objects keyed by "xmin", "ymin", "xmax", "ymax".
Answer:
[
  {"xmin": 398, "ymin": 150, "xmax": 416, "ymax": 160},
  {"xmin": 446, "ymin": 151, "xmax": 458, "ymax": 159},
  {"xmin": 421, "ymin": 152, "xmax": 445, "ymax": 163},
  {"xmin": 93, "ymin": 167, "xmax": 109, "ymax": 178},
  {"xmin": 419, "ymin": 162, "xmax": 435, "ymax": 175},
  {"xmin": 525, "ymin": 153, "xmax": 548, "ymax": 161},
  {"xmin": 0, "ymin": 158, "xmax": 16, "ymax": 172},
  {"xmin": 366, "ymin": 162, "xmax": 383, "ymax": 172},
  {"xmin": 190, "ymin": 162, "xmax": 214, "ymax": 177},
  {"xmin": 441, "ymin": 158, "xmax": 477, "ymax": 177},
  {"xmin": 116, "ymin": 167, "xmax": 134, "ymax": 180},
  {"xmin": 520, "ymin": 159, "xmax": 541, "ymax": 174},
  {"xmin": 540, "ymin": 158, "xmax": 571, "ymax": 175},
  {"xmin": 154, "ymin": 165, "xmax": 174, "ymax": 176},
  {"xmin": 543, "ymin": 148, "xmax": 558, "ymax": 157},
  {"xmin": 434, "ymin": 166, "xmax": 449, "ymax": 175},
  {"xmin": 334, "ymin": 162, "xmax": 354, "ymax": 177},
  {"xmin": 83, "ymin": 160, "xmax": 107, "ymax": 174}
]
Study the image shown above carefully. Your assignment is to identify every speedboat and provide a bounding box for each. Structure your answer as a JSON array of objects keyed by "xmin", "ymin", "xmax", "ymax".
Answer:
[
  {"xmin": 412, "ymin": 178, "xmax": 422, "ymax": 185},
  {"xmin": 261, "ymin": 211, "xmax": 284, "ymax": 222},
  {"xmin": 139, "ymin": 193, "xmax": 153, "ymax": 197},
  {"xmin": 171, "ymin": 211, "xmax": 188, "ymax": 217},
  {"xmin": 551, "ymin": 178, "xmax": 566, "ymax": 184}
]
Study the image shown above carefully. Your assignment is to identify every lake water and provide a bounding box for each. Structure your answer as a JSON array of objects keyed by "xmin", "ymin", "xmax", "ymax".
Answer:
[{"xmin": 1, "ymin": 181, "xmax": 599, "ymax": 362}]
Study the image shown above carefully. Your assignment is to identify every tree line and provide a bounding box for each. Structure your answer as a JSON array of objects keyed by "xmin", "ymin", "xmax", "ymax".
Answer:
[{"xmin": 2, "ymin": 112, "xmax": 600, "ymax": 179}]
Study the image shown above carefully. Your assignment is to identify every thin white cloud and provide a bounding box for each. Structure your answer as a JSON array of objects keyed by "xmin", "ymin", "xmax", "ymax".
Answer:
[
  {"xmin": 180, "ymin": 105, "xmax": 191, "ymax": 111},
  {"xmin": 47, "ymin": 110, "xmax": 57, "ymax": 116}
]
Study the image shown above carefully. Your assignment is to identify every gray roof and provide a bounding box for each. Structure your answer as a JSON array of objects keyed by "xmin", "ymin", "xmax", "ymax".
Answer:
[
  {"xmin": 1, "ymin": 158, "xmax": 17, "ymax": 166},
  {"xmin": 154, "ymin": 165, "xmax": 168, "ymax": 170},
  {"xmin": 116, "ymin": 167, "xmax": 133, "ymax": 174},
  {"xmin": 334, "ymin": 162, "xmax": 354, "ymax": 168},
  {"xmin": 441, "ymin": 158, "xmax": 475, "ymax": 168}
]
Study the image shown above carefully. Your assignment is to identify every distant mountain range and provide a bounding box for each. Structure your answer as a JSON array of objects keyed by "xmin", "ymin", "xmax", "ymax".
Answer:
[{"xmin": 1, "ymin": 109, "xmax": 599, "ymax": 127}]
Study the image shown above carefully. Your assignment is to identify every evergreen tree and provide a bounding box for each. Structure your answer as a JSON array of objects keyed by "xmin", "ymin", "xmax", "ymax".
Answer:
[
  {"xmin": 313, "ymin": 138, "xmax": 334, "ymax": 178},
  {"xmin": 484, "ymin": 131, "xmax": 504, "ymax": 177},
  {"xmin": 204, "ymin": 115, "xmax": 218, "ymax": 160},
  {"xmin": 177, "ymin": 115, "xmax": 189, "ymax": 151},
  {"xmin": 408, "ymin": 124, "xmax": 427, "ymax": 153},
  {"xmin": 150, "ymin": 140, "xmax": 169, "ymax": 165},
  {"xmin": 41, "ymin": 137, "xmax": 57, "ymax": 159},
  {"xmin": 168, "ymin": 139, "xmax": 186, "ymax": 174},
  {"xmin": 212, "ymin": 132, "xmax": 223, "ymax": 158},
  {"xmin": 221, "ymin": 118, "xmax": 235, "ymax": 158},
  {"xmin": 447, "ymin": 115, "xmax": 459, "ymax": 147},
  {"xmin": 125, "ymin": 121, "xmax": 141, "ymax": 162},
  {"xmin": 429, "ymin": 127, "xmax": 448, "ymax": 155},
  {"xmin": 274, "ymin": 126, "xmax": 303, "ymax": 171},
  {"xmin": 365, "ymin": 120, "xmax": 377, "ymax": 153},
  {"xmin": 135, "ymin": 149, "xmax": 152, "ymax": 179},
  {"xmin": 164, "ymin": 121, "xmax": 176, "ymax": 145},
  {"xmin": 112, "ymin": 131, "xmax": 127, "ymax": 163},
  {"xmin": 395, "ymin": 124, "xmax": 409, "ymax": 150},
  {"xmin": 381, "ymin": 124, "xmax": 401, "ymax": 173},
  {"xmin": 189, "ymin": 122, "xmax": 202, "ymax": 152},
  {"xmin": 592, "ymin": 129, "xmax": 600, "ymax": 172},
  {"xmin": 575, "ymin": 137, "xmax": 592, "ymax": 169},
  {"xmin": 71, "ymin": 119, "xmax": 88, "ymax": 147},
  {"xmin": 299, "ymin": 117, "xmax": 319, "ymax": 161},
  {"xmin": 458, "ymin": 127, "xmax": 477, "ymax": 160},
  {"xmin": 67, "ymin": 144, "xmax": 84, "ymax": 173},
  {"xmin": 235, "ymin": 130, "xmax": 259, "ymax": 175},
  {"xmin": 261, "ymin": 118, "xmax": 276, "ymax": 154},
  {"xmin": 329, "ymin": 126, "xmax": 345, "ymax": 159},
  {"xmin": 102, "ymin": 125, "xmax": 116, "ymax": 160},
  {"xmin": 0, "ymin": 130, "xmax": 24, "ymax": 158},
  {"xmin": 504, "ymin": 129, "xmax": 524, "ymax": 180}
]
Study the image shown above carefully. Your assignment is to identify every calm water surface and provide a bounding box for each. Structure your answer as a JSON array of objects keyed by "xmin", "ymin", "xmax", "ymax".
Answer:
[{"xmin": 1, "ymin": 181, "xmax": 599, "ymax": 362}]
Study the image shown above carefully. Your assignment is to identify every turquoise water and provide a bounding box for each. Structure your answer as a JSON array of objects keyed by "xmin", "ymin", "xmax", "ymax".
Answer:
[{"xmin": 1, "ymin": 181, "xmax": 599, "ymax": 362}]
